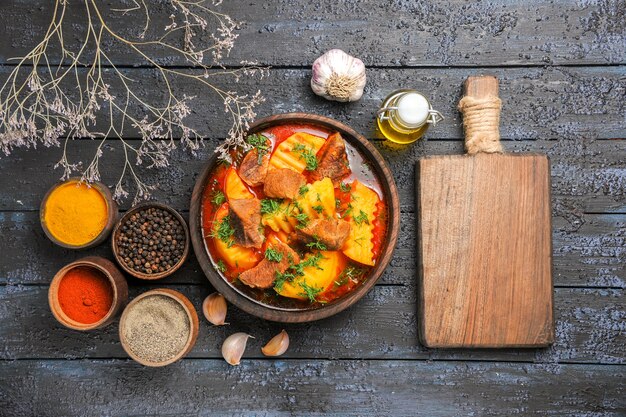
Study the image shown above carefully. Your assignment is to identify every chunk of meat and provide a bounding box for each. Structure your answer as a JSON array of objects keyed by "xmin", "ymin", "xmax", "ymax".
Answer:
[
  {"xmin": 296, "ymin": 218, "xmax": 351, "ymax": 250},
  {"xmin": 239, "ymin": 239, "xmax": 300, "ymax": 289},
  {"xmin": 263, "ymin": 168, "xmax": 306, "ymax": 200},
  {"xmin": 239, "ymin": 146, "xmax": 270, "ymax": 187},
  {"xmin": 229, "ymin": 198, "xmax": 264, "ymax": 249},
  {"xmin": 310, "ymin": 132, "xmax": 351, "ymax": 185}
]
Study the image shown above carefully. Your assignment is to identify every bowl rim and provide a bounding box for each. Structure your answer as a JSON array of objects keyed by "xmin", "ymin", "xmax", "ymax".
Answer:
[
  {"xmin": 48, "ymin": 257, "xmax": 125, "ymax": 331},
  {"xmin": 189, "ymin": 112, "xmax": 400, "ymax": 323},
  {"xmin": 40, "ymin": 178, "xmax": 118, "ymax": 250},
  {"xmin": 111, "ymin": 202, "xmax": 190, "ymax": 280},
  {"xmin": 118, "ymin": 288, "xmax": 199, "ymax": 367}
]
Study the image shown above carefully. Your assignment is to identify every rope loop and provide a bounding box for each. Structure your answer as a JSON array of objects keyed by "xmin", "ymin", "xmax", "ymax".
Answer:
[{"xmin": 458, "ymin": 95, "xmax": 503, "ymax": 155}]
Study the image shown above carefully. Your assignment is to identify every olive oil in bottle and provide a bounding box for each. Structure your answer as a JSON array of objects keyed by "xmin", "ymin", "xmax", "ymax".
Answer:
[{"xmin": 376, "ymin": 90, "xmax": 443, "ymax": 144}]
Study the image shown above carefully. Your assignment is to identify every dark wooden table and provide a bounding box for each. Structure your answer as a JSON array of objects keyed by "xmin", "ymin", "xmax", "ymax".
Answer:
[{"xmin": 1, "ymin": 1, "xmax": 624, "ymax": 415}]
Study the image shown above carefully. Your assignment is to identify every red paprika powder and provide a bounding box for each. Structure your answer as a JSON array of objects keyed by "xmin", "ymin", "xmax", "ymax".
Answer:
[{"xmin": 58, "ymin": 266, "xmax": 114, "ymax": 324}]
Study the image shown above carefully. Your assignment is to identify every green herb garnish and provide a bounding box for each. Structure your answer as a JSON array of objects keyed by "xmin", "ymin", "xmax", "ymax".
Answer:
[
  {"xmin": 211, "ymin": 190, "xmax": 226, "ymax": 206},
  {"xmin": 353, "ymin": 210, "xmax": 370, "ymax": 225},
  {"xmin": 334, "ymin": 266, "xmax": 365, "ymax": 287},
  {"xmin": 295, "ymin": 252, "xmax": 324, "ymax": 273},
  {"xmin": 299, "ymin": 281, "xmax": 323, "ymax": 302},
  {"xmin": 261, "ymin": 198, "xmax": 282, "ymax": 215},
  {"xmin": 274, "ymin": 269, "xmax": 296, "ymax": 292},
  {"xmin": 294, "ymin": 212, "xmax": 310, "ymax": 229},
  {"xmin": 340, "ymin": 182, "xmax": 351, "ymax": 193},
  {"xmin": 210, "ymin": 215, "xmax": 235, "ymax": 247},
  {"xmin": 341, "ymin": 203, "xmax": 353, "ymax": 219},
  {"xmin": 306, "ymin": 236, "xmax": 327, "ymax": 251},
  {"xmin": 247, "ymin": 133, "xmax": 271, "ymax": 164},
  {"xmin": 273, "ymin": 252, "xmax": 325, "ymax": 295},
  {"xmin": 216, "ymin": 260, "xmax": 227, "ymax": 273},
  {"xmin": 292, "ymin": 143, "xmax": 318, "ymax": 171},
  {"xmin": 299, "ymin": 185, "xmax": 309, "ymax": 196},
  {"xmin": 265, "ymin": 247, "xmax": 284, "ymax": 263},
  {"xmin": 312, "ymin": 204, "xmax": 324, "ymax": 214}
]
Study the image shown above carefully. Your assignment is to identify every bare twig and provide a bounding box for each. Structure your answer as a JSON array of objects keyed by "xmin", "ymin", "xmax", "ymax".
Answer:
[{"xmin": 0, "ymin": 0, "xmax": 268, "ymax": 203}]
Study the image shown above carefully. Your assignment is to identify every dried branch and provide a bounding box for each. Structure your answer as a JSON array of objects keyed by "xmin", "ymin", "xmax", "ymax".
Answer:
[{"xmin": 0, "ymin": 0, "xmax": 268, "ymax": 203}]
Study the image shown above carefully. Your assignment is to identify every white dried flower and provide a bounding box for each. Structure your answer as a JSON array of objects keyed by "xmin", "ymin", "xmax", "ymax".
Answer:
[{"xmin": 0, "ymin": 0, "xmax": 268, "ymax": 203}]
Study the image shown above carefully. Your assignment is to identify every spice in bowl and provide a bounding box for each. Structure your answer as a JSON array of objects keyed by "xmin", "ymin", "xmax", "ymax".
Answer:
[
  {"xmin": 41, "ymin": 179, "xmax": 115, "ymax": 248},
  {"xmin": 120, "ymin": 291, "xmax": 197, "ymax": 366},
  {"xmin": 114, "ymin": 205, "xmax": 188, "ymax": 278},
  {"xmin": 58, "ymin": 266, "xmax": 114, "ymax": 324},
  {"xmin": 49, "ymin": 257, "xmax": 128, "ymax": 331}
]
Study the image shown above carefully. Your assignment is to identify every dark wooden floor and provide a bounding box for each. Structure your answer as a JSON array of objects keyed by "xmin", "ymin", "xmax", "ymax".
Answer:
[{"xmin": 0, "ymin": 1, "xmax": 624, "ymax": 416}]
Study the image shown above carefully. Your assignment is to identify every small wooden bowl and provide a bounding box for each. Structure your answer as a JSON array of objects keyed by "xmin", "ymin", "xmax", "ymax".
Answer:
[
  {"xmin": 111, "ymin": 203, "xmax": 190, "ymax": 280},
  {"xmin": 40, "ymin": 178, "xmax": 118, "ymax": 250},
  {"xmin": 119, "ymin": 289, "xmax": 199, "ymax": 367},
  {"xmin": 190, "ymin": 113, "xmax": 400, "ymax": 323},
  {"xmin": 48, "ymin": 256, "xmax": 129, "ymax": 331}
]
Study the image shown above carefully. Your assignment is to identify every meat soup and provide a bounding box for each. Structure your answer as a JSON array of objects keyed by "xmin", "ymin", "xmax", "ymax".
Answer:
[{"xmin": 201, "ymin": 124, "xmax": 388, "ymax": 308}]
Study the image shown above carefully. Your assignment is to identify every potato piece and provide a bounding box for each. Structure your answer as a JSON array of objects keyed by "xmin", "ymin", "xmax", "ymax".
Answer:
[
  {"xmin": 277, "ymin": 251, "xmax": 344, "ymax": 301},
  {"xmin": 295, "ymin": 177, "xmax": 336, "ymax": 220},
  {"xmin": 212, "ymin": 204, "xmax": 261, "ymax": 270},
  {"xmin": 342, "ymin": 180, "xmax": 379, "ymax": 266},
  {"xmin": 262, "ymin": 200, "xmax": 300, "ymax": 234},
  {"xmin": 225, "ymin": 167, "xmax": 254, "ymax": 200},
  {"xmin": 269, "ymin": 132, "xmax": 325, "ymax": 173}
]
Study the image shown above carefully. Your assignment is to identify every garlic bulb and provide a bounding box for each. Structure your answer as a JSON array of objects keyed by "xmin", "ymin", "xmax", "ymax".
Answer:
[
  {"xmin": 222, "ymin": 332, "xmax": 253, "ymax": 366},
  {"xmin": 202, "ymin": 293, "xmax": 227, "ymax": 326},
  {"xmin": 261, "ymin": 330, "xmax": 289, "ymax": 357},
  {"xmin": 311, "ymin": 49, "xmax": 366, "ymax": 102}
]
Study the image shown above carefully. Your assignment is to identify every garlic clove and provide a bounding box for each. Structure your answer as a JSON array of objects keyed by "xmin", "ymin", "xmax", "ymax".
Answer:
[
  {"xmin": 222, "ymin": 332, "xmax": 253, "ymax": 366},
  {"xmin": 202, "ymin": 293, "xmax": 228, "ymax": 326},
  {"xmin": 311, "ymin": 49, "xmax": 366, "ymax": 102},
  {"xmin": 261, "ymin": 329, "xmax": 289, "ymax": 357}
]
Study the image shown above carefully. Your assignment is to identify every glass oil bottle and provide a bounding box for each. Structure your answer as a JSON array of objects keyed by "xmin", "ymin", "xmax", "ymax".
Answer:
[{"xmin": 376, "ymin": 90, "xmax": 443, "ymax": 144}]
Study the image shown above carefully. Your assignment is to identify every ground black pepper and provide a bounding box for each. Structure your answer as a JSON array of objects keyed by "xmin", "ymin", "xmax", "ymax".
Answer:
[
  {"xmin": 116, "ymin": 207, "xmax": 185, "ymax": 275},
  {"xmin": 121, "ymin": 294, "xmax": 190, "ymax": 363}
]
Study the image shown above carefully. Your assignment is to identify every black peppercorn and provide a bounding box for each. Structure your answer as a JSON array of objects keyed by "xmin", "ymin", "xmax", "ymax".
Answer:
[{"xmin": 116, "ymin": 206, "xmax": 185, "ymax": 275}]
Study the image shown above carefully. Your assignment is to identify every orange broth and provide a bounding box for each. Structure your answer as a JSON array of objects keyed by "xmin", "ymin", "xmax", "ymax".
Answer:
[{"xmin": 201, "ymin": 124, "xmax": 388, "ymax": 308}]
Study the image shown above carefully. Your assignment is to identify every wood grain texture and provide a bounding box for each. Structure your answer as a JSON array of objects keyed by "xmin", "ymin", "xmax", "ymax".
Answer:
[
  {"xmin": 1, "ymin": 0, "xmax": 624, "ymax": 67},
  {"xmin": 0, "ymin": 138, "xmax": 624, "ymax": 214},
  {"xmin": 0, "ymin": 66, "xmax": 624, "ymax": 142},
  {"xmin": 1, "ymin": 285, "xmax": 623, "ymax": 364},
  {"xmin": 1, "ymin": 360, "xmax": 623, "ymax": 417},
  {"xmin": 1, "ymin": 211, "xmax": 623, "ymax": 288},
  {"xmin": 0, "ymin": 1, "xmax": 623, "ymax": 414},
  {"xmin": 418, "ymin": 76, "xmax": 554, "ymax": 348},
  {"xmin": 418, "ymin": 154, "xmax": 554, "ymax": 347}
]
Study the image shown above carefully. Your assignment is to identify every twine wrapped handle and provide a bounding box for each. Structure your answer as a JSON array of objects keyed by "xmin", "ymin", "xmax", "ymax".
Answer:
[{"xmin": 458, "ymin": 75, "xmax": 503, "ymax": 155}]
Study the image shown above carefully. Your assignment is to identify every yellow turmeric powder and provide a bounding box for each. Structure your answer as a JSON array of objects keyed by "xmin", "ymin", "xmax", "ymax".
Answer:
[{"xmin": 43, "ymin": 181, "xmax": 109, "ymax": 246}]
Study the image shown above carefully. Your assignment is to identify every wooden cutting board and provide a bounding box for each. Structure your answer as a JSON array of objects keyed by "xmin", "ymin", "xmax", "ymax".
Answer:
[{"xmin": 416, "ymin": 75, "xmax": 554, "ymax": 348}]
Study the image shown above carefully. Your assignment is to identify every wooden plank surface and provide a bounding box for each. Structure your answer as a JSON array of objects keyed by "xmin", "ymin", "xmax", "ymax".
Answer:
[
  {"xmin": 1, "ymin": 211, "xmax": 623, "ymax": 288},
  {"xmin": 0, "ymin": 139, "xmax": 624, "ymax": 213},
  {"xmin": 1, "ymin": 0, "xmax": 624, "ymax": 67},
  {"xmin": 1, "ymin": 360, "xmax": 623, "ymax": 416},
  {"xmin": 0, "ymin": 0, "xmax": 624, "ymax": 415},
  {"xmin": 0, "ymin": 66, "xmax": 624, "ymax": 141},
  {"xmin": 1, "ymin": 285, "xmax": 623, "ymax": 363},
  {"xmin": 418, "ymin": 154, "xmax": 554, "ymax": 347},
  {"xmin": 416, "ymin": 73, "xmax": 553, "ymax": 348}
]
